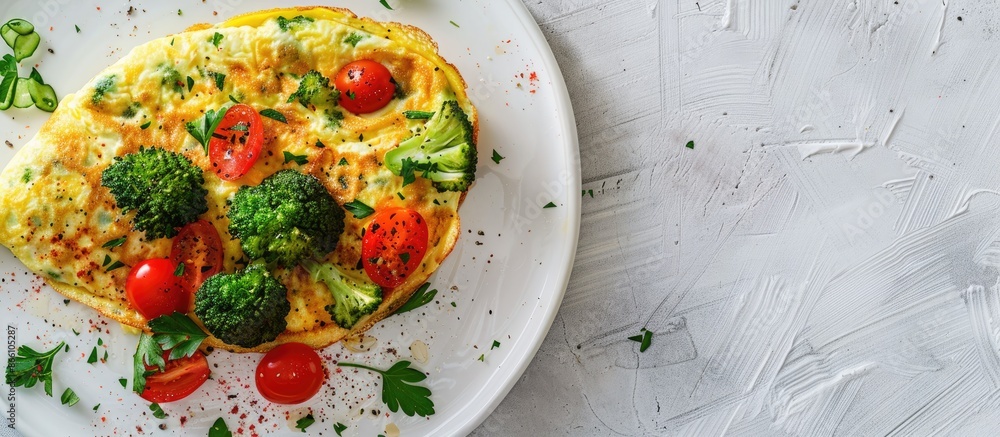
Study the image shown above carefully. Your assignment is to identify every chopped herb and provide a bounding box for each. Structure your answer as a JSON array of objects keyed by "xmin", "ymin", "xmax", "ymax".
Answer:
[
  {"xmin": 173, "ymin": 262, "xmax": 185, "ymax": 277},
  {"xmin": 379, "ymin": 0, "xmax": 394, "ymax": 10},
  {"xmin": 491, "ymin": 340, "xmax": 501, "ymax": 350},
  {"xmin": 103, "ymin": 350, "xmax": 108, "ymax": 361},
  {"xmin": 450, "ymin": 20, "xmax": 460, "ymax": 28},
  {"xmin": 640, "ymin": 329, "xmax": 653, "ymax": 352},
  {"xmin": 343, "ymin": 199, "xmax": 375, "ymax": 219},
  {"xmin": 228, "ymin": 94, "xmax": 240, "ymax": 104},
  {"xmin": 105, "ymin": 260, "xmax": 126, "ymax": 272},
  {"xmin": 186, "ymin": 76, "xmax": 194, "ymax": 92},
  {"xmin": 93, "ymin": 403, "xmax": 100, "ymax": 411},
  {"xmin": 132, "ymin": 333, "xmax": 164, "ymax": 395},
  {"xmin": 276, "ymin": 15, "xmax": 314, "ymax": 32},
  {"xmin": 399, "ymin": 157, "xmax": 417, "ymax": 186},
  {"xmin": 295, "ymin": 414, "xmax": 315, "ymax": 432},
  {"xmin": 185, "ymin": 107, "xmax": 229, "ymax": 153},
  {"xmin": 283, "ymin": 151, "xmax": 308, "ymax": 165},
  {"xmin": 403, "ymin": 110, "xmax": 434, "ymax": 120},
  {"xmin": 75, "ymin": 25, "xmax": 80, "ymax": 33},
  {"xmin": 259, "ymin": 108, "xmax": 287, "ymax": 123},
  {"xmin": 543, "ymin": 202, "xmax": 557, "ymax": 208},
  {"xmin": 230, "ymin": 123, "xmax": 248, "ymax": 132},
  {"xmin": 64, "ymin": 344, "xmax": 69, "ymax": 352},
  {"xmin": 209, "ymin": 417, "xmax": 233, "ymax": 437},
  {"xmin": 395, "ymin": 283, "xmax": 437, "ymax": 314},
  {"xmin": 72, "ymin": 329, "xmax": 80, "ymax": 336},
  {"xmin": 102, "ymin": 255, "xmax": 112, "ymax": 267},
  {"xmin": 433, "ymin": 199, "xmax": 441, "ymax": 205},
  {"xmin": 177, "ymin": 9, "xmax": 182, "ymax": 16},
  {"xmin": 208, "ymin": 71, "xmax": 225, "ymax": 90},
  {"xmin": 87, "ymin": 347, "xmax": 98, "ymax": 364},
  {"xmin": 211, "ymin": 32, "xmax": 223, "ymax": 47},
  {"xmin": 5, "ymin": 341, "xmax": 65, "ymax": 396},
  {"xmin": 400, "ymin": 252, "xmax": 410, "ymax": 264},
  {"xmin": 338, "ymin": 157, "xmax": 348, "ymax": 166},
  {"xmin": 91, "ymin": 75, "xmax": 115, "ymax": 105},
  {"xmin": 346, "ymin": 90, "xmax": 356, "ymax": 100},
  {"xmin": 491, "ymin": 149, "xmax": 504, "ymax": 164},
  {"xmin": 102, "ymin": 236, "xmax": 127, "ymax": 248},
  {"xmin": 60, "ymin": 388, "xmax": 79, "ymax": 407},
  {"xmin": 147, "ymin": 313, "xmax": 208, "ymax": 361},
  {"xmin": 333, "ymin": 422, "xmax": 348, "ymax": 436},
  {"xmin": 338, "ymin": 361, "xmax": 434, "ymax": 417},
  {"xmin": 344, "ymin": 33, "xmax": 364, "ymax": 47},
  {"xmin": 98, "ymin": 338, "xmax": 104, "ymax": 346},
  {"xmin": 316, "ymin": 140, "xmax": 326, "ymax": 149},
  {"xmin": 140, "ymin": 121, "xmax": 151, "ymax": 130},
  {"xmin": 685, "ymin": 140, "xmax": 694, "ymax": 149},
  {"xmin": 118, "ymin": 378, "xmax": 127, "ymax": 388},
  {"xmin": 588, "ymin": 189, "xmax": 594, "ymax": 198},
  {"xmin": 450, "ymin": 302, "xmax": 456, "ymax": 307},
  {"xmin": 477, "ymin": 354, "xmax": 484, "ymax": 362},
  {"xmin": 397, "ymin": 192, "xmax": 406, "ymax": 200},
  {"xmin": 149, "ymin": 402, "xmax": 167, "ymax": 419}
]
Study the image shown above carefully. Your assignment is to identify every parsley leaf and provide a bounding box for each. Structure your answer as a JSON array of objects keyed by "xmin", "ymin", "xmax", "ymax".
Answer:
[
  {"xmin": 379, "ymin": 0, "xmax": 394, "ymax": 10},
  {"xmin": 403, "ymin": 110, "xmax": 434, "ymax": 120},
  {"xmin": 338, "ymin": 157, "xmax": 348, "ymax": 166},
  {"xmin": 491, "ymin": 340, "xmax": 501, "ymax": 350},
  {"xmin": 685, "ymin": 140, "xmax": 695, "ymax": 149},
  {"xmin": 140, "ymin": 121, "xmax": 151, "ymax": 130},
  {"xmin": 343, "ymin": 199, "xmax": 375, "ymax": 219},
  {"xmin": 60, "ymin": 388, "xmax": 79, "ymax": 407},
  {"xmin": 174, "ymin": 262, "xmax": 185, "ymax": 277},
  {"xmin": 186, "ymin": 76, "xmax": 195, "ymax": 92},
  {"xmin": 132, "ymin": 333, "xmax": 165, "ymax": 395},
  {"xmin": 105, "ymin": 260, "xmax": 126, "ymax": 272},
  {"xmin": 491, "ymin": 149, "xmax": 504, "ymax": 164},
  {"xmin": 208, "ymin": 71, "xmax": 226, "ymax": 90},
  {"xmin": 283, "ymin": 151, "xmax": 308, "ymax": 165},
  {"xmin": 5, "ymin": 341, "xmax": 65, "ymax": 396},
  {"xmin": 295, "ymin": 414, "xmax": 315, "ymax": 432},
  {"xmin": 147, "ymin": 312, "xmax": 208, "ymax": 360},
  {"xmin": 75, "ymin": 25, "xmax": 80, "ymax": 33},
  {"xmin": 149, "ymin": 402, "xmax": 167, "ymax": 419},
  {"xmin": 450, "ymin": 20, "xmax": 460, "ymax": 28},
  {"xmin": 118, "ymin": 378, "xmax": 127, "ymax": 388},
  {"xmin": 102, "ymin": 236, "xmax": 127, "ymax": 248},
  {"xmin": 87, "ymin": 347, "xmax": 98, "ymax": 364},
  {"xmin": 395, "ymin": 283, "xmax": 437, "ymax": 314},
  {"xmin": 186, "ymin": 107, "xmax": 229, "ymax": 154},
  {"xmin": 210, "ymin": 417, "xmax": 233, "ymax": 437},
  {"xmin": 211, "ymin": 32, "xmax": 223, "ymax": 47},
  {"xmin": 543, "ymin": 202, "xmax": 557, "ymax": 208},
  {"xmin": 277, "ymin": 16, "xmax": 314, "ymax": 32},
  {"xmin": 259, "ymin": 108, "xmax": 287, "ymax": 123},
  {"xmin": 334, "ymin": 422, "xmax": 348, "ymax": 436},
  {"xmin": 399, "ymin": 157, "xmax": 417, "ymax": 187},
  {"xmin": 338, "ymin": 361, "xmax": 435, "ymax": 417},
  {"xmin": 628, "ymin": 329, "xmax": 653, "ymax": 352}
]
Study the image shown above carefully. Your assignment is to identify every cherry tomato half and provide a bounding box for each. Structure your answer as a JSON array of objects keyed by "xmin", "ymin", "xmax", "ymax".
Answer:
[
  {"xmin": 209, "ymin": 103, "xmax": 264, "ymax": 181},
  {"xmin": 125, "ymin": 258, "xmax": 188, "ymax": 320},
  {"xmin": 335, "ymin": 60, "xmax": 396, "ymax": 114},
  {"xmin": 170, "ymin": 220, "xmax": 224, "ymax": 293},
  {"xmin": 255, "ymin": 343, "xmax": 324, "ymax": 404},
  {"xmin": 140, "ymin": 351, "xmax": 210, "ymax": 403},
  {"xmin": 361, "ymin": 208, "xmax": 428, "ymax": 289}
]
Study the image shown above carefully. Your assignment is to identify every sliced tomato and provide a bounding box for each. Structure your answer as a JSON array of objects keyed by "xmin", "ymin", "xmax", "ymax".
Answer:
[
  {"xmin": 125, "ymin": 258, "xmax": 188, "ymax": 320},
  {"xmin": 209, "ymin": 103, "xmax": 264, "ymax": 181},
  {"xmin": 140, "ymin": 351, "xmax": 210, "ymax": 403},
  {"xmin": 255, "ymin": 343, "xmax": 324, "ymax": 404},
  {"xmin": 361, "ymin": 208, "xmax": 428, "ymax": 289},
  {"xmin": 170, "ymin": 220, "xmax": 224, "ymax": 293},
  {"xmin": 335, "ymin": 60, "xmax": 396, "ymax": 114}
]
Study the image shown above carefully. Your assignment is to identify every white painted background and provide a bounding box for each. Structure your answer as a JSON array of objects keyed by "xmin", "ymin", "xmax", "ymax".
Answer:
[{"xmin": 476, "ymin": 0, "xmax": 1000, "ymax": 435}]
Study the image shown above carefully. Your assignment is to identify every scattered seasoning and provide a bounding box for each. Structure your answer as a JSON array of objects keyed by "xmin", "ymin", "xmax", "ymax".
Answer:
[
  {"xmin": 628, "ymin": 329, "xmax": 654, "ymax": 352},
  {"xmin": 186, "ymin": 76, "xmax": 194, "ymax": 92},
  {"xmin": 685, "ymin": 140, "xmax": 695, "ymax": 149},
  {"xmin": 333, "ymin": 422, "xmax": 348, "ymax": 436},
  {"xmin": 450, "ymin": 302, "xmax": 456, "ymax": 307},
  {"xmin": 75, "ymin": 25, "xmax": 80, "ymax": 33},
  {"xmin": 118, "ymin": 378, "xmax": 127, "ymax": 388},
  {"xmin": 87, "ymin": 347, "xmax": 98, "ymax": 364},
  {"xmin": 316, "ymin": 139, "xmax": 326, "ymax": 149},
  {"xmin": 543, "ymin": 202, "xmax": 556, "ymax": 208},
  {"xmin": 491, "ymin": 149, "xmax": 504, "ymax": 164},
  {"xmin": 477, "ymin": 354, "xmax": 485, "ymax": 362},
  {"xmin": 282, "ymin": 151, "xmax": 308, "ymax": 165},
  {"xmin": 92, "ymin": 403, "xmax": 100, "ymax": 411},
  {"xmin": 491, "ymin": 340, "xmax": 500, "ymax": 350}
]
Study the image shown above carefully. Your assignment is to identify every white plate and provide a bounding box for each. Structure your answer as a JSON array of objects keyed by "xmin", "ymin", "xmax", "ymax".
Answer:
[{"xmin": 0, "ymin": 1, "xmax": 579, "ymax": 436}]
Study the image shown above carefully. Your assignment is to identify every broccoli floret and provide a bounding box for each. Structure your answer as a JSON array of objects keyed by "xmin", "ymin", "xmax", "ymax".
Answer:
[
  {"xmin": 194, "ymin": 263, "xmax": 290, "ymax": 348},
  {"xmin": 100, "ymin": 146, "xmax": 208, "ymax": 239},
  {"xmin": 302, "ymin": 260, "xmax": 382, "ymax": 329},
  {"xmin": 288, "ymin": 70, "xmax": 339, "ymax": 107},
  {"xmin": 227, "ymin": 170, "xmax": 344, "ymax": 268},
  {"xmin": 384, "ymin": 100, "xmax": 477, "ymax": 192}
]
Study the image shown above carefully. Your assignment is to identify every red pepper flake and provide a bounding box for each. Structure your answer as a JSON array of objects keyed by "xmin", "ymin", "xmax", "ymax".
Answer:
[{"xmin": 529, "ymin": 72, "xmax": 538, "ymax": 82}]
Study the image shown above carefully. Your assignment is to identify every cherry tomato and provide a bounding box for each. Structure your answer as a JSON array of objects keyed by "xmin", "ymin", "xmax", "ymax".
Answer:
[
  {"xmin": 335, "ymin": 60, "xmax": 396, "ymax": 114},
  {"xmin": 170, "ymin": 220, "xmax": 224, "ymax": 293},
  {"xmin": 255, "ymin": 343, "xmax": 324, "ymax": 404},
  {"xmin": 361, "ymin": 208, "xmax": 428, "ymax": 289},
  {"xmin": 125, "ymin": 258, "xmax": 188, "ymax": 320},
  {"xmin": 209, "ymin": 103, "xmax": 264, "ymax": 181},
  {"xmin": 140, "ymin": 351, "xmax": 210, "ymax": 403}
]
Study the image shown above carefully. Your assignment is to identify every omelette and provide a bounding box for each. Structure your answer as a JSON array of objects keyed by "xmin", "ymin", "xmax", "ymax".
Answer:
[{"xmin": 0, "ymin": 7, "xmax": 477, "ymax": 352}]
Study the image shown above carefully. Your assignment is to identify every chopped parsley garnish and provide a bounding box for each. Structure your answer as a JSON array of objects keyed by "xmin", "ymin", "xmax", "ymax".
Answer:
[
  {"xmin": 491, "ymin": 149, "xmax": 504, "ymax": 164},
  {"xmin": 277, "ymin": 15, "xmax": 314, "ymax": 32},
  {"xmin": 185, "ymin": 106, "xmax": 229, "ymax": 154},
  {"xmin": 87, "ymin": 347, "xmax": 98, "ymax": 364},
  {"xmin": 60, "ymin": 388, "xmax": 79, "ymax": 407},
  {"xmin": 338, "ymin": 361, "xmax": 435, "ymax": 417},
  {"xmin": 102, "ymin": 255, "xmax": 111, "ymax": 267},
  {"xmin": 477, "ymin": 354, "xmax": 485, "ymax": 362},
  {"xmin": 283, "ymin": 151, "xmax": 308, "ymax": 165},
  {"xmin": 343, "ymin": 199, "xmax": 375, "ymax": 219},
  {"xmin": 74, "ymin": 25, "xmax": 80, "ymax": 33},
  {"xmin": 395, "ymin": 283, "xmax": 437, "ymax": 314},
  {"xmin": 132, "ymin": 313, "xmax": 208, "ymax": 394},
  {"xmin": 173, "ymin": 262, "xmax": 185, "ymax": 277},
  {"xmin": 397, "ymin": 192, "xmax": 406, "ymax": 200},
  {"xmin": 685, "ymin": 140, "xmax": 694, "ymax": 149},
  {"xmin": 379, "ymin": 0, "xmax": 394, "ymax": 10},
  {"xmin": 186, "ymin": 76, "xmax": 194, "ymax": 92},
  {"xmin": 118, "ymin": 378, "xmax": 127, "ymax": 388},
  {"xmin": 209, "ymin": 417, "xmax": 233, "ymax": 437},
  {"xmin": 316, "ymin": 140, "xmax": 326, "ymax": 149},
  {"xmin": 259, "ymin": 108, "xmax": 287, "ymax": 123},
  {"xmin": 333, "ymin": 422, "xmax": 348, "ymax": 436},
  {"xmin": 105, "ymin": 260, "xmax": 126, "ymax": 272},
  {"xmin": 628, "ymin": 328, "xmax": 653, "ymax": 352},
  {"xmin": 400, "ymin": 252, "xmax": 410, "ymax": 264},
  {"xmin": 5, "ymin": 341, "xmax": 65, "ymax": 396},
  {"xmin": 344, "ymin": 33, "xmax": 364, "ymax": 47},
  {"xmin": 211, "ymin": 32, "xmax": 223, "ymax": 47},
  {"xmin": 338, "ymin": 157, "xmax": 348, "ymax": 166},
  {"xmin": 450, "ymin": 20, "xmax": 460, "ymax": 28},
  {"xmin": 140, "ymin": 121, "xmax": 151, "ymax": 129},
  {"xmin": 208, "ymin": 71, "xmax": 225, "ymax": 90},
  {"xmin": 491, "ymin": 340, "xmax": 501, "ymax": 350},
  {"xmin": 295, "ymin": 414, "xmax": 315, "ymax": 432},
  {"xmin": 543, "ymin": 202, "xmax": 557, "ymax": 208},
  {"xmin": 399, "ymin": 157, "xmax": 418, "ymax": 186},
  {"xmin": 102, "ymin": 236, "xmax": 127, "ymax": 248},
  {"xmin": 149, "ymin": 402, "xmax": 167, "ymax": 419},
  {"xmin": 403, "ymin": 110, "xmax": 434, "ymax": 120},
  {"xmin": 93, "ymin": 403, "xmax": 100, "ymax": 411}
]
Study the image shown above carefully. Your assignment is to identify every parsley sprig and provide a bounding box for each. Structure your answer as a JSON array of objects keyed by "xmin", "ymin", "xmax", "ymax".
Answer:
[
  {"xmin": 132, "ymin": 312, "xmax": 208, "ymax": 394},
  {"xmin": 338, "ymin": 360, "xmax": 434, "ymax": 417},
  {"xmin": 185, "ymin": 106, "xmax": 229, "ymax": 154},
  {"xmin": 395, "ymin": 283, "xmax": 437, "ymax": 314},
  {"xmin": 5, "ymin": 341, "xmax": 65, "ymax": 396}
]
